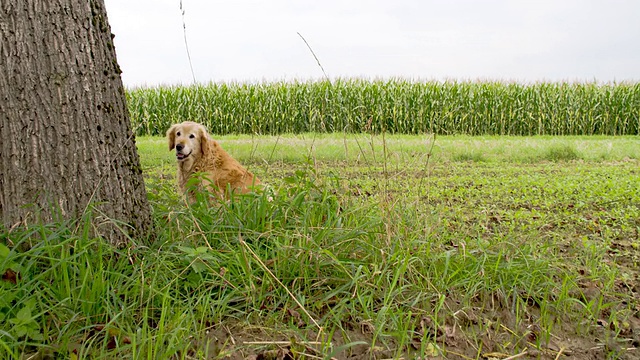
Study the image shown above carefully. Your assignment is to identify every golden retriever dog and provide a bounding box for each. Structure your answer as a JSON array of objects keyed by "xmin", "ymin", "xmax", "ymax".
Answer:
[{"xmin": 166, "ymin": 121, "xmax": 260, "ymax": 200}]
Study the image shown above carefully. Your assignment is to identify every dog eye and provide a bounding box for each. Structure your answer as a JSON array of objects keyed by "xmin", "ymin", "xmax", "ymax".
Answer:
[
  {"xmin": 189, "ymin": 134, "xmax": 195, "ymax": 139},
  {"xmin": 176, "ymin": 132, "xmax": 181, "ymax": 136}
]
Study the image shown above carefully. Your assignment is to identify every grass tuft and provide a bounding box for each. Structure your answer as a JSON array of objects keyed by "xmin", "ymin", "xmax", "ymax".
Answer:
[
  {"xmin": 452, "ymin": 151, "xmax": 487, "ymax": 162},
  {"xmin": 543, "ymin": 144, "xmax": 582, "ymax": 162}
]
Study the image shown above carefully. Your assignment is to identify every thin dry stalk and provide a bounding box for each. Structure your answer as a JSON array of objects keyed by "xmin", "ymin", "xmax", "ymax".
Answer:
[{"xmin": 238, "ymin": 236, "xmax": 322, "ymax": 332}]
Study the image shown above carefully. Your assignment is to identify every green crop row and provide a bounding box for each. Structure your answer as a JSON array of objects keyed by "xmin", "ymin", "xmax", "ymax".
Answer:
[{"xmin": 126, "ymin": 79, "xmax": 640, "ymax": 136}]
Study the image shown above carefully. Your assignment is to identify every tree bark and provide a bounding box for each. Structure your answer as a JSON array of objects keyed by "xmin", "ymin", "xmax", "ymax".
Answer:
[{"xmin": 0, "ymin": 0, "xmax": 152, "ymax": 246}]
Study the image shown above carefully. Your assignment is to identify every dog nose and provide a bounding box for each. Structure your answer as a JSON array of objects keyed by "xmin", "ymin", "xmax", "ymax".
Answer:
[{"xmin": 176, "ymin": 144, "xmax": 183, "ymax": 152}]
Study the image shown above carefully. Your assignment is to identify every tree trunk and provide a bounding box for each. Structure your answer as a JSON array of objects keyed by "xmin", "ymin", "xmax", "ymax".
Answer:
[{"xmin": 0, "ymin": 0, "xmax": 152, "ymax": 246}]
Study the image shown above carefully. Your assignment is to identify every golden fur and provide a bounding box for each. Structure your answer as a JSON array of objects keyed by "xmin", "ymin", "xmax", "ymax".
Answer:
[{"xmin": 166, "ymin": 121, "xmax": 260, "ymax": 200}]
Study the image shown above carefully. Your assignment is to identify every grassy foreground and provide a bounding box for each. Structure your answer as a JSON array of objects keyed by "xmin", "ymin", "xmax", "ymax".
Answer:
[{"xmin": 1, "ymin": 134, "xmax": 640, "ymax": 359}]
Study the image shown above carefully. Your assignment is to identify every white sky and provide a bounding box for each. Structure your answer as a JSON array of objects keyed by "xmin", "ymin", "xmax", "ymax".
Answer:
[{"xmin": 103, "ymin": 0, "xmax": 640, "ymax": 87}]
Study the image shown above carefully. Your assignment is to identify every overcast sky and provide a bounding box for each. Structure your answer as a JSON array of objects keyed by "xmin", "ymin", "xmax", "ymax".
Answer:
[{"xmin": 103, "ymin": 0, "xmax": 640, "ymax": 87}]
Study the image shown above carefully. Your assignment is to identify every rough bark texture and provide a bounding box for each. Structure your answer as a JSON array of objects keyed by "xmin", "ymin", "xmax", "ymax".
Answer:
[{"xmin": 0, "ymin": 0, "xmax": 152, "ymax": 245}]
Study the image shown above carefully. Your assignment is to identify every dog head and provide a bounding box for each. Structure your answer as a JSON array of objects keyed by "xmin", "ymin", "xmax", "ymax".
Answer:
[{"xmin": 166, "ymin": 121, "xmax": 211, "ymax": 162}]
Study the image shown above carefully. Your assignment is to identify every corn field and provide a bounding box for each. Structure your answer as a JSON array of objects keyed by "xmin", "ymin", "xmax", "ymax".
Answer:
[{"xmin": 126, "ymin": 79, "xmax": 640, "ymax": 136}]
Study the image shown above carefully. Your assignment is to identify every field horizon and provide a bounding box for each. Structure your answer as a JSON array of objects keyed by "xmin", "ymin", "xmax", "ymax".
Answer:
[{"xmin": 126, "ymin": 79, "xmax": 640, "ymax": 137}]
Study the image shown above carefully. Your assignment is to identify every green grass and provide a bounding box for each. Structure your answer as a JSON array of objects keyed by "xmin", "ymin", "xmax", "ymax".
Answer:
[
  {"xmin": 137, "ymin": 133, "xmax": 640, "ymax": 166},
  {"xmin": 2, "ymin": 135, "xmax": 640, "ymax": 359},
  {"xmin": 126, "ymin": 79, "xmax": 640, "ymax": 136}
]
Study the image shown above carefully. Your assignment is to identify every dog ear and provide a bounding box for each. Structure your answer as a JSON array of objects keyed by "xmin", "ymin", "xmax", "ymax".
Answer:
[
  {"xmin": 166, "ymin": 124, "xmax": 177, "ymax": 150},
  {"xmin": 199, "ymin": 126, "xmax": 210, "ymax": 154}
]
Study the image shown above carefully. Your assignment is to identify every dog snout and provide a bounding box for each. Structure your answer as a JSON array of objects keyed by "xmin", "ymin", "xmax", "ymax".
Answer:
[{"xmin": 176, "ymin": 144, "xmax": 184, "ymax": 152}]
